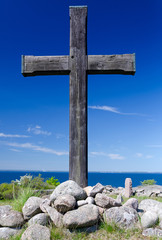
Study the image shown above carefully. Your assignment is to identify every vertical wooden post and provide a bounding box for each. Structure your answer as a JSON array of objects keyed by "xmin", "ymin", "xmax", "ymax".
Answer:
[{"xmin": 69, "ymin": 6, "xmax": 88, "ymax": 187}]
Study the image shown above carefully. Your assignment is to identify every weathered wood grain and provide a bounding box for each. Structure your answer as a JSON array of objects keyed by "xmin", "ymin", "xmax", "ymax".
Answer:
[
  {"xmin": 21, "ymin": 6, "xmax": 136, "ymax": 188},
  {"xmin": 88, "ymin": 54, "xmax": 135, "ymax": 75},
  {"xmin": 22, "ymin": 55, "xmax": 69, "ymax": 76},
  {"xmin": 69, "ymin": 6, "xmax": 88, "ymax": 188}
]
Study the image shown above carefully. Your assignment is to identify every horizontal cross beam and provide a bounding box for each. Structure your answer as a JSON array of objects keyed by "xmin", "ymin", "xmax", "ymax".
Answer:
[{"xmin": 22, "ymin": 54, "xmax": 135, "ymax": 76}]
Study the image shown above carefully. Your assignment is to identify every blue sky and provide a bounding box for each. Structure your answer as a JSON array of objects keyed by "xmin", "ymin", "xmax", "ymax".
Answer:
[{"xmin": 0, "ymin": 0, "xmax": 162, "ymax": 172}]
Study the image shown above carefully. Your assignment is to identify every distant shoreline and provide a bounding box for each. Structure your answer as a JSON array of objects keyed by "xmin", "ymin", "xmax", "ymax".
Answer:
[{"xmin": 0, "ymin": 170, "xmax": 162, "ymax": 174}]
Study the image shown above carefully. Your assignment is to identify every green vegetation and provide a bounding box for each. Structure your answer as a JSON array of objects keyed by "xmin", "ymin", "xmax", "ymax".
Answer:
[
  {"xmin": 12, "ymin": 186, "xmax": 40, "ymax": 212},
  {"xmin": 46, "ymin": 176, "xmax": 60, "ymax": 187},
  {"xmin": 0, "ymin": 174, "xmax": 60, "ymax": 202},
  {"xmin": 141, "ymin": 179, "xmax": 157, "ymax": 186}
]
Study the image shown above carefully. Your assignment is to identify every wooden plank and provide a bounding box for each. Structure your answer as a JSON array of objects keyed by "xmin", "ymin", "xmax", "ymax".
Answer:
[
  {"xmin": 22, "ymin": 55, "xmax": 69, "ymax": 76},
  {"xmin": 88, "ymin": 54, "xmax": 136, "ymax": 75},
  {"xmin": 69, "ymin": 6, "xmax": 88, "ymax": 187}
]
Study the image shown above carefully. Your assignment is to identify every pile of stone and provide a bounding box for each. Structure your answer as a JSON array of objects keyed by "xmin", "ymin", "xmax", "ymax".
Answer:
[{"xmin": 0, "ymin": 180, "xmax": 162, "ymax": 239}]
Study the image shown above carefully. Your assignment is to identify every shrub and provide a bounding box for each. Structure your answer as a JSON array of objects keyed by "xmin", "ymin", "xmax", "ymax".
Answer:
[
  {"xmin": 0, "ymin": 183, "xmax": 19, "ymax": 200},
  {"xmin": 140, "ymin": 179, "xmax": 157, "ymax": 186},
  {"xmin": 46, "ymin": 176, "xmax": 60, "ymax": 187},
  {"xmin": 12, "ymin": 186, "xmax": 40, "ymax": 212}
]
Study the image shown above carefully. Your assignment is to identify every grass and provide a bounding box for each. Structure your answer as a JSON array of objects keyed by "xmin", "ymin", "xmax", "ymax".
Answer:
[
  {"xmin": 12, "ymin": 186, "xmax": 40, "ymax": 212},
  {"xmin": 0, "ymin": 186, "xmax": 40, "ymax": 212},
  {"xmin": 7, "ymin": 223, "xmax": 162, "ymax": 240},
  {"xmin": 0, "ymin": 179, "xmax": 161, "ymax": 240}
]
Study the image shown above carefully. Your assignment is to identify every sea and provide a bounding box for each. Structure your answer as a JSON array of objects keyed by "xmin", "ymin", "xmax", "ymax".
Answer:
[{"xmin": 0, "ymin": 171, "xmax": 162, "ymax": 187}]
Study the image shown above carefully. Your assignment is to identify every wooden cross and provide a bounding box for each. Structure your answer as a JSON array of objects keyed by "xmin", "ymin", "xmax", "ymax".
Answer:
[{"xmin": 21, "ymin": 6, "xmax": 135, "ymax": 188}]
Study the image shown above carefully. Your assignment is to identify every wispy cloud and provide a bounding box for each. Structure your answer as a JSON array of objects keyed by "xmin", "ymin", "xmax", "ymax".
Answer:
[
  {"xmin": 136, "ymin": 153, "xmax": 143, "ymax": 158},
  {"xmin": 91, "ymin": 151, "xmax": 125, "ymax": 160},
  {"xmin": 0, "ymin": 133, "xmax": 29, "ymax": 138},
  {"xmin": 146, "ymin": 155, "xmax": 153, "ymax": 159},
  {"xmin": 9, "ymin": 148, "xmax": 22, "ymax": 152},
  {"xmin": 88, "ymin": 105, "xmax": 146, "ymax": 116},
  {"xmin": 136, "ymin": 152, "xmax": 153, "ymax": 159},
  {"xmin": 148, "ymin": 145, "xmax": 162, "ymax": 148},
  {"xmin": 27, "ymin": 125, "xmax": 51, "ymax": 136},
  {"xmin": 3, "ymin": 141, "xmax": 68, "ymax": 156}
]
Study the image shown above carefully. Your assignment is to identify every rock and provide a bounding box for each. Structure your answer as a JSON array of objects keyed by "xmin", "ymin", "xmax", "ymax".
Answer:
[
  {"xmin": 86, "ymin": 197, "xmax": 95, "ymax": 204},
  {"xmin": 158, "ymin": 210, "xmax": 162, "ymax": 221},
  {"xmin": 142, "ymin": 228, "xmax": 162, "ymax": 237},
  {"xmin": 159, "ymin": 220, "xmax": 162, "ymax": 229},
  {"xmin": 133, "ymin": 185, "xmax": 162, "ymax": 197},
  {"xmin": 139, "ymin": 199, "xmax": 162, "ymax": 215},
  {"xmin": 71, "ymin": 224, "xmax": 98, "ymax": 233},
  {"xmin": 77, "ymin": 200, "xmax": 87, "ymax": 207},
  {"xmin": 21, "ymin": 224, "xmax": 50, "ymax": 240},
  {"xmin": 84, "ymin": 186, "xmax": 93, "ymax": 196},
  {"xmin": 116, "ymin": 194, "xmax": 123, "ymax": 204},
  {"xmin": 141, "ymin": 211, "xmax": 158, "ymax": 228},
  {"xmin": 104, "ymin": 206, "xmax": 139, "ymax": 229},
  {"xmin": 125, "ymin": 178, "xmax": 133, "ymax": 198},
  {"xmin": 22, "ymin": 196, "xmax": 43, "ymax": 220},
  {"xmin": 40, "ymin": 198, "xmax": 51, "ymax": 213},
  {"xmin": 97, "ymin": 206, "xmax": 105, "ymax": 217},
  {"xmin": 95, "ymin": 193, "xmax": 121, "ymax": 208},
  {"xmin": 50, "ymin": 180, "xmax": 87, "ymax": 202},
  {"xmin": 89, "ymin": 183, "xmax": 104, "ymax": 197},
  {"xmin": 44, "ymin": 205, "xmax": 63, "ymax": 227},
  {"xmin": 28, "ymin": 213, "xmax": 49, "ymax": 226},
  {"xmin": 0, "ymin": 205, "xmax": 24, "ymax": 228},
  {"xmin": 54, "ymin": 194, "xmax": 76, "ymax": 213},
  {"xmin": 123, "ymin": 198, "xmax": 138, "ymax": 210},
  {"xmin": 0, "ymin": 227, "xmax": 21, "ymax": 239},
  {"xmin": 63, "ymin": 204, "xmax": 99, "ymax": 229}
]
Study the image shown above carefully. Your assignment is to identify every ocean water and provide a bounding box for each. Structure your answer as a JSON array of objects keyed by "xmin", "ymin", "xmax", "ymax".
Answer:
[{"xmin": 0, "ymin": 171, "xmax": 162, "ymax": 187}]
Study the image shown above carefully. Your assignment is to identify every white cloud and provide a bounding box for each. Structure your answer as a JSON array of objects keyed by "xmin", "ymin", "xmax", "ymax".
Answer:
[
  {"xmin": 91, "ymin": 151, "xmax": 125, "ymax": 160},
  {"xmin": 27, "ymin": 125, "xmax": 51, "ymax": 136},
  {"xmin": 0, "ymin": 133, "xmax": 29, "ymax": 138},
  {"xmin": 88, "ymin": 105, "xmax": 145, "ymax": 116},
  {"xmin": 136, "ymin": 153, "xmax": 143, "ymax": 158},
  {"xmin": 3, "ymin": 141, "xmax": 68, "ymax": 156},
  {"xmin": 148, "ymin": 145, "xmax": 162, "ymax": 148},
  {"xmin": 136, "ymin": 153, "xmax": 153, "ymax": 159},
  {"xmin": 9, "ymin": 148, "xmax": 22, "ymax": 152},
  {"xmin": 146, "ymin": 155, "xmax": 153, "ymax": 159}
]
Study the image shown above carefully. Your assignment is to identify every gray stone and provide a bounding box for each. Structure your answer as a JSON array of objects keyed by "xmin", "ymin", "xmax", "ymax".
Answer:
[
  {"xmin": 63, "ymin": 204, "xmax": 99, "ymax": 229},
  {"xmin": 142, "ymin": 228, "xmax": 162, "ymax": 237},
  {"xmin": 84, "ymin": 186, "xmax": 93, "ymax": 196},
  {"xmin": 50, "ymin": 180, "xmax": 87, "ymax": 202},
  {"xmin": 54, "ymin": 194, "xmax": 76, "ymax": 213},
  {"xmin": 125, "ymin": 178, "xmax": 133, "ymax": 198},
  {"xmin": 95, "ymin": 193, "xmax": 121, "ymax": 208},
  {"xmin": 86, "ymin": 196, "xmax": 95, "ymax": 204},
  {"xmin": 159, "ymin": 220, "xmax": 162, "ymax": 229},
  {"xmin": 123, "ymin": 198, "xmax": 138, "ymax": 210},
  {"xmin": 21, "ymin": 224, "xmax": 50, "ymax": 240},
  {"xmin": 40, "ymin": 198, "xmax": 51, "ymax": 213},
  {"xmin": 28, "ymin": 213, "xmax": 49, "ymax": 226},
  {"xmin": 141, "ymin": 211, "xmax": 158, "ymax": 229},
  {"xmin": 139, "ymin": 199, "xmax": 162, "ymax": 215},
  {"xmin": 70, "ymin": 224, "xmax": 98, "ymax": 233},
  {"xmin": 22, "ymin": 196, "xmax": 43, "ymax": 220},
  {"xmin": 116, "ymin": 194, "xmax": 124, "ymax": 204},
  {"xmin": 104, "ymin": 206, "xmax": 139, "ymax": 229},
  {"xmin": 89, "ymin": 183, "xmax": 104, "ymax": 197},
  {"xmin": 158, "ymin": 210, "xmax": 162, "ymax": 222},
  {"xmin": 0, "ymin": 205, "xmax": 24, "ymax": 227},
  {"xmin": 44, "ymin": 205, "xmax": 63, "ymax": 227},
  {"xmin": 77, "ymin": 200, "xmax": 87, "ymax": 207},
  {"xmin": 133, "ymin": 185, "xmax": 162, "ymax": 197},
  {"xmin": 0, "ymin": 227, "xmax": 21, "ymax": 239}
]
